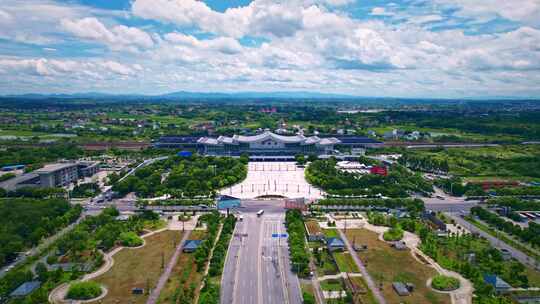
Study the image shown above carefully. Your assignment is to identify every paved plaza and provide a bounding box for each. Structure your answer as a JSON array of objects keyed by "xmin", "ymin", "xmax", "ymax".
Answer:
[{"xmin": 219, "ymin": 162, "xmax": 325, "ymax": 200}]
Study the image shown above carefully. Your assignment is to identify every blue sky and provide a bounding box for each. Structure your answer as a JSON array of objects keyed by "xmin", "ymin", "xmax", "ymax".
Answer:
[{"xmin": 0, "ymin": 0, "xmax": 539, "ymax": 98}]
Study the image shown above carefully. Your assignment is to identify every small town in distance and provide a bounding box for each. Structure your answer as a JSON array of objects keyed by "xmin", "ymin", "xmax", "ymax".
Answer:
[
  {"xmin": 1, "ymin": 0, "xmax": 540, "ymax": 303},
  {"xmin": 1, "ymin": 100, "xmax": 540, "ymax": 304}
]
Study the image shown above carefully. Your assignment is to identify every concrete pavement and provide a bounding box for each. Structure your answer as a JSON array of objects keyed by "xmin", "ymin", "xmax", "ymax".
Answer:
[{"xmin": 220, "ymin": 162, "xmax": 324, "ymax": 200}]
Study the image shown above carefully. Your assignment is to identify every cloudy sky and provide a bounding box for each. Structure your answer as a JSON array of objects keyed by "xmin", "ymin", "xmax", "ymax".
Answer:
[{"xmin": 0, "ymin": 0, "xmax": 539, "ymax": 98}]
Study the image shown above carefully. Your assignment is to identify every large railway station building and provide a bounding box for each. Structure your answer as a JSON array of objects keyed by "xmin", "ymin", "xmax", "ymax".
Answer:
[
  {"xmin": 154, "ymin": 131, "xmax": 382, "ymax": 157},
  {"xmin": 197, "ymin": 131, "xmax": 340, "ymax": 156}
]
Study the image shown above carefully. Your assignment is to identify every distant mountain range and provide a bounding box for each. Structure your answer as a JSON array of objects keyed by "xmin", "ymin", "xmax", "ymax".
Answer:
[
  {"xmin": 1, "ymin": 91, "xmax": 538, "ymax": 101},
  {"xmin": 3, "ymin": 91, "xmax": 361, "ymax": 100}
]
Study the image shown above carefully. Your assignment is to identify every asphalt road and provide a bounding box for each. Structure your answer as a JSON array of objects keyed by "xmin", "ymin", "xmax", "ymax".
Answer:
[
  {"xmin": 447, "ymin": 213, "xmax": 538, "ymax": 268},
  {"xmin": 423, "ymin": 186, "xmax": 478, "ymax": 212},
  {"xmin": 221, "ymin": 200, "xmax": 302, "ymax": 304}
]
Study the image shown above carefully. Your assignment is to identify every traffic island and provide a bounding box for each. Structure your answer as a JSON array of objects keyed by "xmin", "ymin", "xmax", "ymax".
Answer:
[
  {"xmin": 429, "ymin": 275, "xmax": 461, "ymax": 292},
  {"xmin": 65, "ymin": 281, "xmax": 107, "ymax": 303}
]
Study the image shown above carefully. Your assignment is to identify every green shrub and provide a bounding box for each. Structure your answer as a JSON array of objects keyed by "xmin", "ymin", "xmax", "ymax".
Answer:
[
  {"xmin": 383, "ymin": 226, "xmax": 404, "ymax": 241},
  {"xmin": 66, "ymin": 281, "xmax": 102, "ymax": 300},
  {"xmin": 431, "ymin": 275, "xmax": 460, "ymax": 291},
  {"xmin": 303, "ymin": 291, "xmax": 316, "ymax": 304},
  {"xmin": 119, "ymin": 232, "xmax": 143, "ymax": 247}
]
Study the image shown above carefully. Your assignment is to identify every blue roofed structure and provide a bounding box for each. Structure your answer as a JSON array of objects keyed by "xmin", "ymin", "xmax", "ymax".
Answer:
[
  {"xmin": 177, "ymin": 151, "xmax": 193, "ymax": 157},
  {"xmin": 326, "ymin": 237, "xmax": 346, "ymax": 252},
  {"xmin": 183, "ymin": 240, "xmax": 203, "ymax": 253},
  {"xmin": 483, "ymin": 274, "xmax": 511, "ymax": 293},
  {"xmin": 1, "ymin": 164, "xmax": 25, "ymax": 171},
  {"xmin": 10, "ymin": 281, "xmax": 41, "ymax": 297},
  {"xmin": 217, "ymin": 195, "xmax": 241, "ymax": 210}
]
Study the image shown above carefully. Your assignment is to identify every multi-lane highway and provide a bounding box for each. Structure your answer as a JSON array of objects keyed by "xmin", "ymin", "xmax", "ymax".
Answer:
[{"xmin": 221, "ymin": 200, "xmax": 302, "ymax": 304}]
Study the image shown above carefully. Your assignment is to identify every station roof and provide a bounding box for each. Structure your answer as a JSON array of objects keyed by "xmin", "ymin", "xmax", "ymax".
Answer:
[{"xmin": 199, "ymin": 131, "xmax": 340, "ymax": 146}]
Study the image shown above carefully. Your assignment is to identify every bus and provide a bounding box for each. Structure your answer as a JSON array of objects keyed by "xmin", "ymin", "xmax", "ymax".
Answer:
[{"xmin": 257, "ymin": 210, "xmax": 264, "ymax": 217}]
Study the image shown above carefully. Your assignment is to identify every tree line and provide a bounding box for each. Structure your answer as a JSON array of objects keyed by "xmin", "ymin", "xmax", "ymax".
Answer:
[
  {"xmin": 199, "ymin": 214, "xmax": 237, "ymax": 304},
  {"xmin": 113, "ymin": 155, "xmax": 247, "ymax": 199},
  {"xmin": 471, "ymin": 206, "xmax": 540, "ymax": 249},
  {"xmin": 285, "ymin": 209, "xmax": 310, "ymax": 277},
  {"xmin": 306, "ymin": 158, "xmax": 433, "ymax": 198},
  {"xmin": 0, "ymin": 198, "xmax": 82, "ymax": 267}
]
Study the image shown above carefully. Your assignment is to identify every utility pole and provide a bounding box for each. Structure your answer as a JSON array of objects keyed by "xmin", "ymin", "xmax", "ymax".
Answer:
[{"xmin": 161, "ymin": 252, "xmax": 165, "ymax": 269}]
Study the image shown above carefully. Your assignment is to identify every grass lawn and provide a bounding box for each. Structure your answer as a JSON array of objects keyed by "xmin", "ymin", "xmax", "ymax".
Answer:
[
  {"xmin": 349, "ymin": 276, "xmax": 379, "ymax": 304},
  {"xmin": 323, "ymin": 228, "xmax": 339, "ymax": 238},
  {"xmin": 526, "ymin": 267, "xmax": 540, "ymax": 288},
  {"xmin": 319, "ymin": 278, "xmax": 345, "ymax": 291},
  {"xmin": 313, "ymin": 248, "xmax": 339, "ymax": 276},
  {"xmin": 305, "ymin": 220, "xmax": 323, "ymax": 235},
  {"xmin": 157, "ymin": 230, "xmax": 207, "ymax": 304},
  {"xmin": 300, "ymin": 282, "xmax": 316, "ymax": 303},
  {"xmin": 144, "ymin": 219, "xmax": 167, "ymax": 231},
  {"xmin": 345, "ymin": 229, "xmax": 451, "ymax": 304},
  {"xmin": 334, "ymin": 252, "xmax": 360, "ymax": 273},
  {"xmin": 90, "ymin": 230, "xmax": 182, "ymax": 304}
]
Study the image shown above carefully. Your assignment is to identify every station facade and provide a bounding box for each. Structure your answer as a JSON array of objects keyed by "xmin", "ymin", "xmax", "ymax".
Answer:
[{"xmin": 197, "ymin": 131, "xmax": 340, "ymax": 156}]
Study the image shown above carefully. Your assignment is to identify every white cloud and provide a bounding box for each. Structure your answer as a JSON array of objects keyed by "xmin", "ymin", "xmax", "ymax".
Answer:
[
  {"xmin": 0, "ymin": 0, "xmax": 122, "ymax": 45},
  {"xmin": 410, "ymin": 15, "xmax": 444, "ymax": 25},
  {"xmin": 0, "ymin": 57, "xmax": 137, "ymax": 78},
  {"xmin": 132, "ymin": 0, "xmax": 325, "ymax": 38},
  {"xmin": 61, "ymin": 17, "xmax": 154, "ymax": 51},
  {"xmin": 435, "ymin": 0, "xmax": 540, "ymax": 28},
  {"xmin": 0, "ymin": 0, "xmax": 539, "ymax": 98},
  {"xmin": 370, "ymin": 7, "xmax": 393, "ymax": 16},
  {"xmin": 0, "ymin": 9, "xmax": 11, "ymax": 23},
  {"xmin": 164, "ymin": 33, "xmax": 243, "ymax": 54}
]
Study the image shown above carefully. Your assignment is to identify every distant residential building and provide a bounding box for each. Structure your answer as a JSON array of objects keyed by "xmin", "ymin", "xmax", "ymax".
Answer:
[
  {"xmin": 405, "ymin": 131, "xmax": 421, "ymax": 141},
  {"xmin": 260, "ymin": 107, "xmax": 277, "ymax": 113},
  {"xmin": 35, "ymin": 163, "xmax": 79, "ymax": 188},
  {"xmin": 0, "ymin": 161, "xmax": 100, "ymax": 191},
  {"xmin": 77, "ymin": 161, "xmax": 100, "ymax": 177}
]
